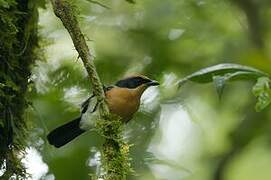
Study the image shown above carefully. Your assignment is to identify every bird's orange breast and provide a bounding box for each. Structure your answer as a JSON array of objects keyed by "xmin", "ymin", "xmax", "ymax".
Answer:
[{"xmin": 105, "ymin": 87, "xmax": 140, "ymax": 122}]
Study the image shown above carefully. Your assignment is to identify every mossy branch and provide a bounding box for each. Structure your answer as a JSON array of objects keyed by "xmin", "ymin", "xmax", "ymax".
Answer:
[
  {"xmin": 50, "ymin": 1, "xmax": 131, "ymax": 179},
  {"xmin": 96, "ymin": 115, "xmax": 132, "ymax": 180}
]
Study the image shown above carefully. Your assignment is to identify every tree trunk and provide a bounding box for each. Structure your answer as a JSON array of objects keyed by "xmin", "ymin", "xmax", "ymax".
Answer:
[{"xmin": 0, "ymin": 0, "xmax": 44, "ymax": 178}]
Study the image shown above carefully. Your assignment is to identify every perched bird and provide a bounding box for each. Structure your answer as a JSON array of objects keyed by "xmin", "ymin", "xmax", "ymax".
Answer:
[{"xmin": 47, "ymin": 75, "xmax": 159, "ymax": 148}]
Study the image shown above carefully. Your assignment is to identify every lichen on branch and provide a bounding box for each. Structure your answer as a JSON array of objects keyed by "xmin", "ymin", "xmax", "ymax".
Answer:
[{"xmin": 96, "ymin": 114, "xmax": 132, "ymax": 180}]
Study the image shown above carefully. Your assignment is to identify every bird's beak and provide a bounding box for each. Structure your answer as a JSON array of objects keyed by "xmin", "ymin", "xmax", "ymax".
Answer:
[{"xmin": 146, "ymin": 80, "xmax": 160, "ymax": 86}]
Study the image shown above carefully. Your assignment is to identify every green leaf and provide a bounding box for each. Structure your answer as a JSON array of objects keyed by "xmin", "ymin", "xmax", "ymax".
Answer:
[
  {"xmin": 252, "ymin": 77, "xmax": 271, "ymax": 112},
  {"xmin": 178, "ymin": 63, "xmax": 268, "ymax": 86},
  {"xmin": 178, "ymin": 63, "xmax": 269, "ymax": 98}
]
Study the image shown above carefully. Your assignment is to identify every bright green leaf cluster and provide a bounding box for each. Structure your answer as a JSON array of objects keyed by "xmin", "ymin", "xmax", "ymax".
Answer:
[{"xmin": 252, "ymin": 77, "xmax": 271, "ymax": 112}]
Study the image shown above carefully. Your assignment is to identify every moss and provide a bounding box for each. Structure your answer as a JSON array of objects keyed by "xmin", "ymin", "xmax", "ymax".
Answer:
[
  {"xmin": 96, "ymin": 114, "xmax": 133, "ymax": 180},
  {"xmin": 0, "ymin": 0, "xmax": 45, "ymax": 178}
]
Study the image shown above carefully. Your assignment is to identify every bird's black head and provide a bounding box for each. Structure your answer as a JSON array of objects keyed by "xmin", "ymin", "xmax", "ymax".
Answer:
[{"xmin": 115, "ymin": 75, "xmax": 159, "ymax": 89}]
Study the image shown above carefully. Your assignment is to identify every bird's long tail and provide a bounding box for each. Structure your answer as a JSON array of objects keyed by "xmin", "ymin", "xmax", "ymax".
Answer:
[{"xmin": 47, "ymin": 117, "xmax": 85, "ymax": 148}]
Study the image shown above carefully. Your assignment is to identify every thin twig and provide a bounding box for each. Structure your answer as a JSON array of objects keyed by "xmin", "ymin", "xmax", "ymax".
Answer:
[{"xmin": 85, "ymin": 0, "xmax": 111, "ymax": 9}]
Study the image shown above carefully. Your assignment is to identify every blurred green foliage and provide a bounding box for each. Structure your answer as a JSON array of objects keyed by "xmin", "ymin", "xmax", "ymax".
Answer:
[
  {"xmin": 252, "ymin": 77, "xmax": 271, "ymax": 112},
  {"xmin": 25, "ymin": 0, "xmax": 271, "ymax": 179}
]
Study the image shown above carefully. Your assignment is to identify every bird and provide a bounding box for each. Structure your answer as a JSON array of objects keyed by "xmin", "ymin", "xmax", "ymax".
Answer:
[{"xmin": 47, "ymin": 75, "xmax": 159, "ymax": 148}]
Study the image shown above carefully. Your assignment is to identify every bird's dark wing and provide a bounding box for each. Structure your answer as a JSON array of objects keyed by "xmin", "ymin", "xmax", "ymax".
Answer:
[
  {"xmin": 81, "ymin": 94, "xmax": 95, "ymax": 114},
  {"xmin": 81, "ymin": 85, "xmax": 115, "ymax": 114}
]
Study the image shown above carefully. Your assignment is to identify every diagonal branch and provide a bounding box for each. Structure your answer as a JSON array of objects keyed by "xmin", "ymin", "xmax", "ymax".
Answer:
[
  {"xmin": 50, "ymin": 1, "xmax": 131, "ymax": 179},
  {"xmin": 50, "ymin": 0, "xmax": 109, "ymax": 117}
]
